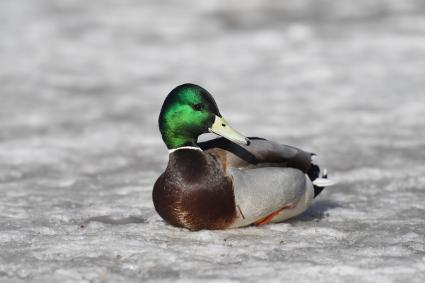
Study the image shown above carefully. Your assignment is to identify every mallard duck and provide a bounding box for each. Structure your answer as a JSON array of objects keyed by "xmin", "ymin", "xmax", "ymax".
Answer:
[{"xmin": 153, "ymin": 83, "xmax": 335, "ymax": 231}]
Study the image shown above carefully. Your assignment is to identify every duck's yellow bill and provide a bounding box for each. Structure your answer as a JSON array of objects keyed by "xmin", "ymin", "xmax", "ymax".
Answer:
[{"xmin": 208, "ymin": 115, "xmax": 249, "ymax": 145}]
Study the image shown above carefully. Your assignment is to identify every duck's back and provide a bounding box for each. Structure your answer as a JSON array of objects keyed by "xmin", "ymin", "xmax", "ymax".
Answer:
[{"xmin": 152, "ymin": 149, "xmax": 237, "ymax": 231}]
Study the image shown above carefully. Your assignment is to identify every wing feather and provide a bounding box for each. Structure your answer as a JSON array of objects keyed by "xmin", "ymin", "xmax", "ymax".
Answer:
[
  {"xmin": 199, "ymin": 137, "xmax": 312, "ymax": 172},
  {"xmin": 228, "ymin": 167, "xmax": 308, "ymax": 227}
]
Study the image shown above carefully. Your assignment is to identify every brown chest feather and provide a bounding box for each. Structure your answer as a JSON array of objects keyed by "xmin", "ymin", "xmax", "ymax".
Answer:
[{"xmin": 152, "ymin": 149, "xmax": 236, "ymax": 230}]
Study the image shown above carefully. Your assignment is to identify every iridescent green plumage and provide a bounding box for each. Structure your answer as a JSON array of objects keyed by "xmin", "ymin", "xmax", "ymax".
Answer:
[{"xmin": 158, "ymin": 84, "xmax": 220, "ymax": 149}]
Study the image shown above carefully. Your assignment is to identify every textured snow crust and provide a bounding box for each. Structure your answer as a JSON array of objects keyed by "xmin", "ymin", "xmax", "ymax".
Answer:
[{"xmin": 1, "ymin": 0, "xmax": 425, "ymax": 282}]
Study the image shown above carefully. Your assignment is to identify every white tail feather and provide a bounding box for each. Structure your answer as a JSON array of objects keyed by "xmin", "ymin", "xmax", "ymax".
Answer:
[{"xmin": 313, "ymin": 178, "xmax": 337, "ymax": 187}]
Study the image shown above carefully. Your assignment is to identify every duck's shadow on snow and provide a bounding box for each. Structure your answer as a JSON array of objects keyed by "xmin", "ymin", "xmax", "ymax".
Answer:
[
  {"xmin": 290, "ymin": 200, "xmax": 341, "ymax": 222},
  {"xmin": 78, "ymin": 201, "xmax": 340, "ymax": 227},
  {"xmin": 81, "ymin": 215, "xmax": 147, "ymax": 226}
]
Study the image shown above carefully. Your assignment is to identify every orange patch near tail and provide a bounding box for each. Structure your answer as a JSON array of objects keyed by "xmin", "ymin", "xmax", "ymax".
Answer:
[{"xmin": 254, "ymin": 203, "xmax": 295, "ymax": 226}]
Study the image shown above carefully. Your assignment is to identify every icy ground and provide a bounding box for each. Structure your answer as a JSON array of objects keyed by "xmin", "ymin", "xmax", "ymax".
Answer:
[{"xmin": 1, "ymin": 0, "xmax": 425, "ymax": 282}]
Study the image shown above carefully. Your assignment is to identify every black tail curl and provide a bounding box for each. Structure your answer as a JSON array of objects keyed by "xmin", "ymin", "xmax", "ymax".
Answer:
[{"xmin": 307, "ymin": 163, "xmax": 326, "ymax": 198}]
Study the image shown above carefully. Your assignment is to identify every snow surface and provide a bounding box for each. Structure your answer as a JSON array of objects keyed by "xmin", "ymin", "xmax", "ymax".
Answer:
[{"xmin": 1, "ymin": 0, "xmax": 425, "ymax": 282}]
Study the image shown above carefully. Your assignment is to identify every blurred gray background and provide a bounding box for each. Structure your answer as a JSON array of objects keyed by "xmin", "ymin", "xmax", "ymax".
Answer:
[{"xmin": 1, "ymin": 0, "xmax": 425, "ymax": 282}]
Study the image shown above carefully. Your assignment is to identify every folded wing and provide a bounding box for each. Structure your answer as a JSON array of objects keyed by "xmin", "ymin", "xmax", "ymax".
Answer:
[{"xmin": 199, "ymin": 137, "xmax": 313, "ymax": 172}]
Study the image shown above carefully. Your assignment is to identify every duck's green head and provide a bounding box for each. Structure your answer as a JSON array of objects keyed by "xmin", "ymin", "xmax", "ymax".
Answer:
[{"xmin": 159, "ymin": 83, "xmax": 248, "ymax": 149}]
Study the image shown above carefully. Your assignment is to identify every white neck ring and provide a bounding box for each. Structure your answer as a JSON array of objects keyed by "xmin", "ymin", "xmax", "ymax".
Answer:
[{"xmin": 168, "ymin": 146, "xmax": 202, "ymax": 153}]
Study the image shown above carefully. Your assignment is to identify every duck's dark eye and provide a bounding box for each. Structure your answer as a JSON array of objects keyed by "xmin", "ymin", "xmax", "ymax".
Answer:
[{"xmin": 192, "ymin": 103, "xmax": 203, "ymax": 111}]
